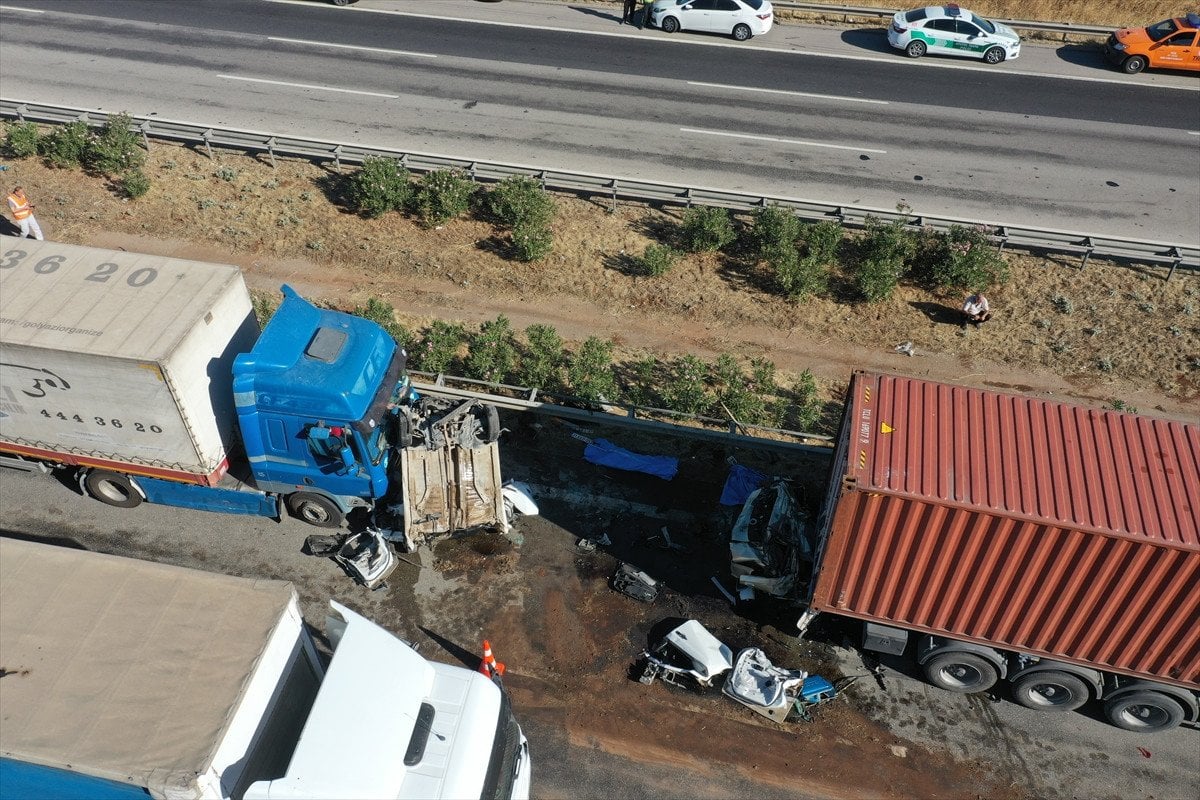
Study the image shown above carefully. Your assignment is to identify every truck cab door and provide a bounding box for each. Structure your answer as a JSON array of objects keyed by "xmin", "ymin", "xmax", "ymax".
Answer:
[{"xmin": 301, "ymin": 424, "xmax": 373, "ymax": 497}]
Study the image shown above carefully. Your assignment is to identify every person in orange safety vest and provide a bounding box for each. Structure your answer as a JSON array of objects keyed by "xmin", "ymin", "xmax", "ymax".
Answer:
[{"xmin": 6, "ymin": 186, "xmax": 44, "ymax": 240}]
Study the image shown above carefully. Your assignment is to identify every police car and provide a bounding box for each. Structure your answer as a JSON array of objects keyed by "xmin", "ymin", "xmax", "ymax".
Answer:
[{"xmin": 887, "ymin": 4, "xmax": 1021, "ymax": 64}]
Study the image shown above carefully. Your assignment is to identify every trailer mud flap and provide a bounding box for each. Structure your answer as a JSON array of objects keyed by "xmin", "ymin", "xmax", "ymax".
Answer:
[{"xmin": 137, "ymin": 475, "xmax": 280, "ymax": 518}]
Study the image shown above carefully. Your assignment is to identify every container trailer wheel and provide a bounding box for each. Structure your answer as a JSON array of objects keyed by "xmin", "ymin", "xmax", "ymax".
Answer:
[
  {"xmin": 923, "ymin": 652, "xmax": 999, "ymax": 693},
  {"xmin": 287, "ymin": 492, "xmax": 345, "ymax": 528},
  {"xmin": 81, "ymin": 470, "xmax": 143, "ymax": 508},
  {"xmin": 1103, "ymin": 691, "xmax": 1185, "ymax": 733},
  {"xmin": 1011, "ymin": 671, "xmax": 1090, "ymax": 712}
]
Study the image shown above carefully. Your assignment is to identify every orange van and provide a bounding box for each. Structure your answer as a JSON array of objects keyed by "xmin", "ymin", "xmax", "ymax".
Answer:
[{"xmin": 1103, "ymin": 13, "xmax": 1200, "ymax": 73}]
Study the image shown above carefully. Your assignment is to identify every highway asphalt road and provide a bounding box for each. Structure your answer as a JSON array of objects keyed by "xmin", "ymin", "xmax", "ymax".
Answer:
[
  {"xmin": 1, "ymin": 440, "xmax": 1197, "ymax": 800},
  {"xmin": 0, "ymin": 0, "xmax": 1197, "ymax": 244}
]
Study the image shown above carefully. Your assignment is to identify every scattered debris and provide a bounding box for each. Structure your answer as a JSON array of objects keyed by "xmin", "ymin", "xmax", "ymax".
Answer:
[
  {"xmin": 304, "ymin": 530, "xmax": 397, "ymax": 591},
  {"xmin": 894, "ymin": 340, "xmax": 915, "ymax": 356},
  {"xmin": 611, "ymin": 563, "xmax": 660, "ymax": 602},
  {"xmin": 710, "ymin": 576, "xmax": 738, "ymax": 605},
  {"xmin": 889, "ymin": 744, "xmax": 908, "ymax": 758}
]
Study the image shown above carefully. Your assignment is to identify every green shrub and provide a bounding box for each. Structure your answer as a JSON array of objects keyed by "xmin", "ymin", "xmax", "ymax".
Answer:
[
  {"xmin": 619, "ymin": 356, "xmax": 661, "ymax": 408},
  {"xmin": 412, "ymin": 320, "xmax": 466, "ymax": 374},
  {"xmin": 639, "ymin": 243, "xmax": 677, "ymax": 277},
  {"xmin": 786, "ymin": 369, "xmax": 822, "ymax": 431},
  {"xmin": 413, "ymin": 169, "xmax": 474, "ymax": 227},
  {"xmin": 465, "ymin": 316, "xmax": 519, "ymax": 383},
  {"xmin": 712, "ymin": 354, "xmax": 774, "ymax": 426},
  {"xmin": 854, "ymin": 216, "xmax": 916, "ymax": 302},
  {"xmin": 353, "ymin": 297, "xmax": 412, "ymax": 347},
  {"xmin": 88, "ymin": 113, "xmax": 145, "ymax": 176},
  {"xmin": 913, "ymin": 225, "xmax": 1009, "ymax": 291},
  {"xmin": 766, "ymin": 243, "xmax": 828, "ymax": 301},
  {"xmin": 119, "ymin": 169, "xmax": 151, "ymax": 199},
  {"xmin": 662, "ymin": 355, "xmax": 711, "ymax": 415},
  {"xmin": 800, "ymin": 220, "xmax": 842, "ymax": 265},
  {"xmin": 681, "ymin": 206, "xmax": 736, "ymax": 253},
  {"xmin": 519, "ymin": 324, "xmax": 565, "ymax": 391},
  {"xmin": 511, "ymin": 218, "xmax": 554, "ymax": 262},
  {"xmin": 350, "ymin": 156, "xmax": 412, "ymax": 218},
  {"xmin": 486, "ymin": 176, "xmax": 555, "ymax": 228},
  {"xmin": 251, "ymin": 291, "xmax": 279, "ymax": 327},
  {"xmin": 3, "ymin": 122, "xmax": 40, "ymax": 158},
  {"xmin": 748, "ymin": 205, "xmax": 800, "ymax": 258},
  {"xmin": 567, "ymin": 337, "xmax": 617, "ymax": 402},
  {"xmin": 39, "ymin": 121, "xmax": 91, "ymax": 168}
]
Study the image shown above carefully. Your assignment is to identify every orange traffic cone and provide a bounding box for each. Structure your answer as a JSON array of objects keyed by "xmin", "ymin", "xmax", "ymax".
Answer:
[{"xmin": 479, "ymin": 640, "xmax": 497, "ymax": 677}]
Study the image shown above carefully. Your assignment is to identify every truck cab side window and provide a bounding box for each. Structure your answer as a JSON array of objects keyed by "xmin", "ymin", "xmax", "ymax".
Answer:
[{"xmin": 306, "ymin": 425, "xmax": 348, "ymax": 460}]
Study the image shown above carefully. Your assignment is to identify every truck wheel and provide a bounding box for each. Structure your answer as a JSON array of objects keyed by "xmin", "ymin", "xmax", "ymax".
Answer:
[
  {"xmin": 1103, "ymin": 692, "xmax": 1185, "ymax": 733},
  {"xmin": 1011, "ymin": 671, "xmax": 1089, "ymax": 712},
  {"xmin": 923, "ymin": 652, "xmax": 999, "ymax": 693},
  {"xmin": 82, "ymin": 470, "xmax": 143, "ymax": 509},
  {"xmin": 287, "ymin": 492, "xmax": 345, "ymax": 528}
]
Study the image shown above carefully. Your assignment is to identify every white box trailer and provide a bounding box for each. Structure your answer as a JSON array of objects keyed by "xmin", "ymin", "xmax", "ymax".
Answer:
[
  {"xmin": 0, "ymin": 236, "xmax": 258, "ymax": 483},
  {"xmin": 0, "ymin": 538, "xmax": 532, "ymax": 800}
]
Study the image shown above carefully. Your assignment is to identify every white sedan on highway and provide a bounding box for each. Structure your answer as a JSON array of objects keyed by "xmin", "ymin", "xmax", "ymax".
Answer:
[{"xmin": 650, "ymin": 0, "xmax": 774, "ymax": 41}]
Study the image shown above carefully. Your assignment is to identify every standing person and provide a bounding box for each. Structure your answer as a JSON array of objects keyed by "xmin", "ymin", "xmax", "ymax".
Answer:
[
  {"xmin": 6, "ymin": 186, "xmax": 43, "ymax": 241},
  {"xmin": 961, "ymin": 292, "xmax": 992, "ymax": 326},
  {"xmin": 622, "ymin": 0, "xmax": 637, "ymax": 24},
  {"xmin": 638, "ymin": 0, "xmax": 653, "ymax": 29}
]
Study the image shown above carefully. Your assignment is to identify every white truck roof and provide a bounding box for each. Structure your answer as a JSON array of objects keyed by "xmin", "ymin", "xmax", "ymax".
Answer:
[
  {"xmin": 0, "ymin": 538, "xmax": 298, "ymax": 796},
  {"xmin": 0, "ymin": 236, "xmax": 244, "ymax": 360}
]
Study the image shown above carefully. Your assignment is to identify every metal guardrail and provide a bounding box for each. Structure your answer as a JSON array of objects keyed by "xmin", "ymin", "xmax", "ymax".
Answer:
[
  {"xmin": 3, "ymin": 99, "xmax": 1197, "ymax": 275},
  {"xmin": 735, "ymin": 2, "xmax": 1113, "ymax": 38},
  {"xmin": 409, "ymin": 373, "xmax": 834, "ymax": 455}
]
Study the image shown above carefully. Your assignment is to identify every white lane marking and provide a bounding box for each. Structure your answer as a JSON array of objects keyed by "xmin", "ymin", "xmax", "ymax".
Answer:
[
  {"xmin": 267, "ymin": 36, "xmax": 436, "ymax": 59},
  {"xmin": 0, "ymin": 5, "xmax": 46, "ymax": 12},
  {"xmin": 681, "ymin": 127, "xmax": 886, "ymax": 154},
  {"xmin": 688, "ymin": 80, "xmax": 888, "ymax": 105},
  {"xmin": 217, "ymin": 74, "xmax": 399, "ymax": 98},
  {"xmin": 1188, "ymin": 131, "xmax": 1200, "ymax": 135}
]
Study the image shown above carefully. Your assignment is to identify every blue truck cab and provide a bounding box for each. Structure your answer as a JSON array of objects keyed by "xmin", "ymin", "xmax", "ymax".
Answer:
[{"xmin": 232, "ymin": 286, "xmax": 408, "ymax": 527}]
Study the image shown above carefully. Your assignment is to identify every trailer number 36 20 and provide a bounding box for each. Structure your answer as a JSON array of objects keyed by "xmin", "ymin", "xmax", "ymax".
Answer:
[{"xmin": 0, "ymin": 250, "xmax": 158, "ymax": 287}]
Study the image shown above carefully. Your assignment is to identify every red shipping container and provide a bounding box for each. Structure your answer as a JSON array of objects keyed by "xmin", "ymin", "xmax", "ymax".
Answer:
[{"xmin": 809, "ymin": 371, "xmax": 1200, "ymax": 688}]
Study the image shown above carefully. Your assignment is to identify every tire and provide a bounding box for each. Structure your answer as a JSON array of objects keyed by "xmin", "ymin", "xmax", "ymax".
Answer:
[
  {"xmin": 1103, "ymin": 692, "xmax": 1185, "ymax": 733},
  {"xmin": 82, "ymin": 470, "xmax": 142, "ymax": 509},
  {"xmin": 1122, "ymin": 55, "xmax": 1147, "ymax": 75},
  {"xmin": 1011, "ymin": 671, "xmax": 1090, "ymax": 712},
  {"xmin": 905, "ymin": 39, "xmax": 927, "ymax": 58},
  {"xmin": 394, "ymin": 412, "xmax": 413, "ymax": 448},
  {"xmin": 923, "ymin": 652, "xmax": 1000, "ymax": 693},
  {"xmin": 477, "ymin": 403, "xmax": 501, "ymax": 444},
  {"xmin": 661, "ymin": 16, "xmax": 679, "ymax": 34},
  {"xmin": 732, "ymin": 24, "xmax": 752, "ymax": 42},
  {"xmin": 287, "ymin": 492, "xmax": 345, "ymax": 528},
  {"xmin": 983, "ymin": 47, "xmax": 1006, "ymax": 65}
]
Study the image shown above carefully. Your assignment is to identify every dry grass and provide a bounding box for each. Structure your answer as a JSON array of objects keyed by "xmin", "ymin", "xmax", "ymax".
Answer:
[{"xmin": 4, "ymin": 140, "xmax": 1197, "ymax": 420}]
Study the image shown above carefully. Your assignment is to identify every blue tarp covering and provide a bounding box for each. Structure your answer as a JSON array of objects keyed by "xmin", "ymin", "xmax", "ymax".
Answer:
[
  {"xmin": 583, "ymin": 438, "xmax": 679, "ymax": 481},
  {"xmin": 720, "ymin": 463, "xmax": 768, "ymax": 506}
]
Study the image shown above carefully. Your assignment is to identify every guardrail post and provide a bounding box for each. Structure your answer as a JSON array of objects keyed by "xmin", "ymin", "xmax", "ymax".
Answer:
[
  {"xmin": 1167, "ymin": 247, "xmax": 1181, "ymax": 281},
  {"xmin": 684, "ymin": 187, "xmax": 693, "ymax": 209},
  {"xmin": 15, "ymin": 103, "xmax": 28, "ymax": 122},
  {"xmin": 266, "ymin": 137, "xmax": 277, "ymax": 169},
  {"xmin": 202, "ymin": 129, "xmax": 214, "ymax": 160},
  {"xmin": 538, "ymin": 170, "xmax": 548, "ymax": 190},
  {"xmin": 333, "ymin": 144, "xmax": 342, "ymax": 173},
  {"xmin": 995, "ymin": 225, "xmax": 1009, "ymax": 253},
  {"xmin": 468, "ymin": 161, "xmax": 478, "ymax": 182},
  {"xmin": 609, "ymin": 179, "xmax": 618, "ymax": 213},
  {"xmin": 1080, "ymin": 237, "xmax": 1094, "ymax": 269},
  {"xmin": 138, "ymin": 120, "xmax": 152, "ymax": 152}
]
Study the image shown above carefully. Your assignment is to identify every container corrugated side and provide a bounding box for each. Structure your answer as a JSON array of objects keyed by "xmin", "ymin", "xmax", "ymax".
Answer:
[
  {"xmin": 808, "ymin": 371, "xmax": 1200, "ymax": 688},
  {"xmin": 0, "ymin": 239, "xmax": 258, "ymax": 480}
]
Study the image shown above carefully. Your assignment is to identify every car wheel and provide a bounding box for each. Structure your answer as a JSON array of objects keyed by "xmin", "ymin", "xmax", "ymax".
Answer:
[
  {"xmin": 287, "ymin": 492, "xmax": 345, "ymax": 528},
  {"xmin": 661, "ymin": 16, "xmax": 679, "ymax": 34},
  {"xmin": 732, "ymin": 23, "xmax": 752, "ymax": 41},
  {"xmin": 1122, "ymin": 55, "xmax": 1147, "ymax": 74},
  {"xmin": 983, "ymin": 46, "xmax": 1006, "ymax": 64},
  {"xmin": 905, "ymin": 40, "xmax": 927, "ymax": 58}
]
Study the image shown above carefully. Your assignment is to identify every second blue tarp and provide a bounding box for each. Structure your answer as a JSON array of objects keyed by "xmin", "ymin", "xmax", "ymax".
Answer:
[{"xmin": 719, "ymin": 463, "xmax": 768, "ymax": 506}]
